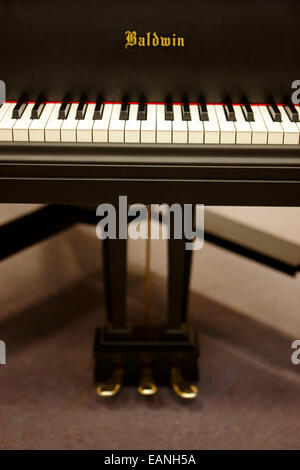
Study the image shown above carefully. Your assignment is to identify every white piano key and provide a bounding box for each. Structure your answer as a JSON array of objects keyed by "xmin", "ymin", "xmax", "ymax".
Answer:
[
  {"xmin": 76, "ymin": 103, "xmax": 96, "ymax": 142},
  {"xmin": 45, "ymin": 103, "xmax": 63, "ymax": 142},
  {"xmin": 278, "ymin": 105, "xmax": 299, "ymax": 145},
  {"xmin": 141, "ymin": 104, "xmax": 156, "ymax": 143},
  {"xmin": 233, "ymin": 105, "xmax": 252, "ymax": 144},
  {"xmin": 259, "ymin": 105, "xmax": 283, "ymax": 144},
  {"xmin": 29, "ymin": 103, "xmax": 55, "ymax": 142},
  {"xmin": 249, "ymin": 106, "xmax": 267, "ymax": 144},
  {"xmin": 203, "ymin": 105, "xmax": 220, "ymax": 144},
  {"xmin": 172, "ymin": 104, "xmax": 188, "ymax": 143},
  {"xmin": 156, "ymin": 104, "xmax": 172, "ymax": 143},
  {"xmin": 215, "ymin": 105, "xmax": 235, "ymax": 144},
  {"xmin": 0, "ymin": 103, "xmax": 17, "ymax": 141},
  {"xmin": 93, "ymin": 103, "xmax": 113, "ymax": 143},
  {"xmin": 61, "ymin": 103, "xmax": 78, "ymax": 142},
  {"xmin": 13, "ymin": 102, "xmax": 35, "ymax": 141},
  {"xmin": 125, "ymin": 104, "xmax": 140, "ymax": 143},
  {"xmin": 188, "ymin": 105, "xmax": 203, "ymax": 143},
  {"xmin": 0, "ymin": 102, "xmax": 13, "ymax": 122},
  {"xmin": 294, "ymin": 106, "xmax": 300, "ymax": 143},
  {"xmin": 109, "ymin": 104, "xmax": 125, "ymax": 143}
]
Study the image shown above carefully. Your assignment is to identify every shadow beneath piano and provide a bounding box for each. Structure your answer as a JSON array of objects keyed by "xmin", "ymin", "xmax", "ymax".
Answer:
[
  {"xmin": 0, "ymin": 267, "xmax": 299, "ymax": 382},
  {"xmin": 1, "ymin": 268, "xmax": 300, "ymax": 449},
  {"xmin": 0, "ymin": 272, "xmax": 105, "ymax": 356},
  {"xmin": 128, "ymin": 270, "xmax": 300, "ymax": 379}
]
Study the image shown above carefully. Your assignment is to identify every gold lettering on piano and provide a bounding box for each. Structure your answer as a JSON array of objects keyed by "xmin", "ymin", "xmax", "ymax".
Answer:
[
  {"xmin": 160, "ymin": 36, "xmax": 171, "ymax": 47},
  {"xmin": 125, "ymin": 31, "xmax": 184, "ymax": 48},
  {"xmin": 125, "ymin": 31, "xmax": 137, "ymax": 49}
]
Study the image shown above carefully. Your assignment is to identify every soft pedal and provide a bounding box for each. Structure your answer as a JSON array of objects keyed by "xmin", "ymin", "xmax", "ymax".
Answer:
[{"xmin": 96, "ymin": 367, "xmax": 123, "ymax": 397}]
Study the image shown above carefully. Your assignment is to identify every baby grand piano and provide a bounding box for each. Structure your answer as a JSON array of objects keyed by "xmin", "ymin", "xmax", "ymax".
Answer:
[{"xmin": 0, "ymin": 0, "xmax": 300, "ymax": 399}]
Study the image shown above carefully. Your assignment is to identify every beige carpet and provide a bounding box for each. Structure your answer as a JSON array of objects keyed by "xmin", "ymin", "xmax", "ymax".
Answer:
[{"xmin": 0, "ymin": 204, "xmax": 300, "ymax": 450}]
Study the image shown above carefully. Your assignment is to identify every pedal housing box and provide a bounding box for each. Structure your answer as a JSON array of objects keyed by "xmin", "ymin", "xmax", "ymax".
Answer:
[{"xmin": 94, "ymin": 325, "xmax": 199, "ymax": 386}]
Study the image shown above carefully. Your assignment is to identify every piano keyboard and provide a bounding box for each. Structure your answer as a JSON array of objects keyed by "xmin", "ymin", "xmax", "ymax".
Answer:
[{"xmin": 1, "ymin": 97, "xmax": 300, "ymax": 145}]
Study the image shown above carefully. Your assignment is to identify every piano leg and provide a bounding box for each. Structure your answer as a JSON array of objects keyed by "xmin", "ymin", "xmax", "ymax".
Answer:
[
  {"xmin": 102, "ymin": 237, "xmax": 128, "ymax": 336},
  {"xmin": 96, "ymin": 234, "xmax": 128, "ymax": 397},
  {"xmin": 166, "ymin": 205, "xmax": 194, "ymax": 334},
  {"xmin": 167, "ymin": 235, "xmax": 192, "ymax": 334},
  {"xmin": 166, "ymin": 206, "xmax": 199, "ymax": 397}
]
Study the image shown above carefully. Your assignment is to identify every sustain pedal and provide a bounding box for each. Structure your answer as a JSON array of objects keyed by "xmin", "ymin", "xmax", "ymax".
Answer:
[
  {"xmin": 171, "ymin": 366, "xmax": 198, "ymax": 399},
  {"xmin": 96, "ymin": 366, "xmax": 123, "ymax": 397}
]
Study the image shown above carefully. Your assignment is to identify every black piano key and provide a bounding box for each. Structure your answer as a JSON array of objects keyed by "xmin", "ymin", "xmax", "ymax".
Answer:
[
  {"xmin": 284, "ymin": 99, "xmax": 299, "ymax": 122},
  {"xmin": 120, "ymin": 95, "xmax": 129, "ymax": 120},
  {"xmin": 241, "ymin": 96, "xmax": 254, "ymax": 122},
  {"xmin": 137, "ymin": 96, "xmax": 147, "ymax": 120},
  {"xmin": 76, "ymin": 94, "xmax": 88, "ymax": 120},
  {"xmin": 58, "ymin": 94, "xmax": 72, "ymax": 120},
  {"xmin": 93, "ymin": 95, "xmax": 104, "ymax": 120},
  {"xmin": 181, "ymin": 96, "xmax": 191, "ymax": 121},
  {"xmin": 12, "ymin": 94, "xmax": 28, "ymax": 119},
  {"xmin": 267, "ymin": 98, "xmax": 281, "ymax": 122},
  {"xmin": 31, "ymin": 94, "xmax": 45, "ymax": 119},
  {"xmin": 223, "ymin": 97, "xmax": 236, "ymax": 121},
  {"xmin": 165, "ymin": 96, "xmax": 174, "ymax": 121},
  {"xmin": 198, "ymin": 97, "xmax": 209, "ymax": 121}
]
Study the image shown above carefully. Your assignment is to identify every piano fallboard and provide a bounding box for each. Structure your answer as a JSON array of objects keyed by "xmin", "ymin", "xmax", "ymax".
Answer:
[
  {"xmin": 0, "ymin": 143, "xmax": 300, "ymax": 206},
  {"xmin": 1, "ymin": 0, "xmax": 300, "ymax": 102}
]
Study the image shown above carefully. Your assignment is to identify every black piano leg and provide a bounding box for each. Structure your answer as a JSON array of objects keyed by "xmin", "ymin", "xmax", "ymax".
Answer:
[
  {"xmin": 167, "ymin": 236, "xmax": 193, "ymax": 335},
  {"xmin": 95, "ymin": 235, "xmax": 129, "ymax": 397},
  {"xmin": 102, "ymin": 236, "xmax": 128, "ymax": 337},
  {"xmin": 165, "ymin": 208, "xmax": 199, "ymax": 397}
]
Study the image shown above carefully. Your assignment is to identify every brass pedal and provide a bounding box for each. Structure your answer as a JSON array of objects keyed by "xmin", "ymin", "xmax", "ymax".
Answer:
[
  {"xmin": 96, "ymin": 367, "xmax": 123, "ymax": 397},
  {"xmin": 138, "ymin": 365, "xmax": 157, "ymax": 396},
  {"xmin": 171, "ymin": 366, "xmax": 198, "ymax": 399}
]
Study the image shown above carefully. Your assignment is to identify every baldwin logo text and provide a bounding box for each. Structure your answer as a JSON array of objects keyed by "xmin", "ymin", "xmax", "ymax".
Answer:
[{"xmin": 125, "ymin": 31, "xmax": 185, "ymax": 49}]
